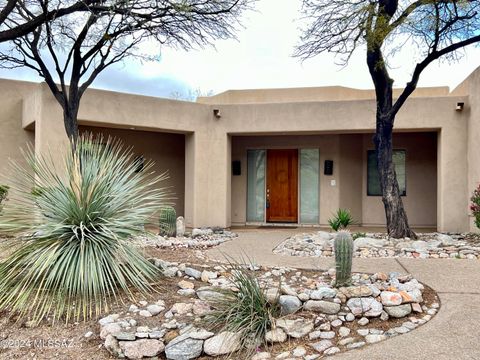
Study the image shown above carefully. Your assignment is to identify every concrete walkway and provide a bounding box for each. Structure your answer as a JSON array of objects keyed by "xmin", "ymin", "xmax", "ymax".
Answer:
[{"xmin": 206, "ymin": 229, "xmax": 480, "ymax": 359}]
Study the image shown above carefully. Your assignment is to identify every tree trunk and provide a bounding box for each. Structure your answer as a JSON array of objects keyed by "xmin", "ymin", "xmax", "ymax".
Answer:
[
  {"xmin": 374, "ymin": 115, "xmax": 416, "ymax": 239},
  {"xmin": 62, "ymin": 99, "xmax": 80, "ymax": 149},
  {"xmin": 367, "ymin": 46, "xmax": 416, "ymax": 239}
]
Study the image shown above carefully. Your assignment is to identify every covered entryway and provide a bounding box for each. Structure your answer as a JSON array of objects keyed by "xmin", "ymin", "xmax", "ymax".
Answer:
[
  {"xmin": 80, "ymin": 125, "xmax": 186, "ymax": 217},
  {"xmin": 266, "ymin": 149, "xmax": 298, "ymax": 222},
  {"xmin": 231, "ymin": 132, "xmax": 437, "ymax": 229}
]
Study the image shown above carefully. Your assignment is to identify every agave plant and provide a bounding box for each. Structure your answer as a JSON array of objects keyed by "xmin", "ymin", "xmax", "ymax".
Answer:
[
  {"xmin": 328, "ymin": 208, "xmax": 356, "ymax": 232},
  {"xmin": 0, "ymin": 134, "xmax": 168, "ymax": 324}
]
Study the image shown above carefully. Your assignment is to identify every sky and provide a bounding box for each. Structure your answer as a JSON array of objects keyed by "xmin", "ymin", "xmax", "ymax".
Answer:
[{"xmin": 1, "ymin": 0, "xmax": 480, "ymax": 99}]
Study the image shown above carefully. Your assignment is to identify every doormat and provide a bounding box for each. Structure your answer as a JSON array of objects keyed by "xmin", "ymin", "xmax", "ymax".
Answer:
[{"xmin": 258, "ymin": 226, "xmax": 298, "ymax": 229}]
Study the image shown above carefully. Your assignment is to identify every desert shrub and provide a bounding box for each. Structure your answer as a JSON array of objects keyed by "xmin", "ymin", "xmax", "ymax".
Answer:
[
  {"xmin": 0, "ymin": 134, "xmax": 169, "ymax": 323},
  {"xmin": 328, "ymin": 208, "xmax": 355, "ymax": 231},
  {"xmin": 203, "ymin": 264, "xmax": 280, "ymax": 353},
  {"xmin": 471, "ymin": 184, "xmax": 480, "ymax": 229}
]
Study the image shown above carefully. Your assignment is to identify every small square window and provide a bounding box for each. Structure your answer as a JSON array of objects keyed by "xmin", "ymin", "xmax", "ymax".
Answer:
[{"xmin": 367, "ymin": 150, "xmax": 406, "ymax": 196}]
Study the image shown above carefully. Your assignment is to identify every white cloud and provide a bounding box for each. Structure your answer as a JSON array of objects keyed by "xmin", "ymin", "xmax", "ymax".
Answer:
[{"xmin": 1, "ymin": 0, "xmax": 479, "ymax": 98}]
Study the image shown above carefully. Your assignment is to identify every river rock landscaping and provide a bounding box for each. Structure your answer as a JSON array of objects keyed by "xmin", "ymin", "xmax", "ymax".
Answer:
[
  {"xmin": 274, "ymin": 231, "xmax": 480, "ymax": 259},
  {"xmin": 96, "ymin": 259, "xmax": 438, "ymax": 360},
  {"xmin": 135, "ymin": 228, "xmax": 238, "ymax": 249}
]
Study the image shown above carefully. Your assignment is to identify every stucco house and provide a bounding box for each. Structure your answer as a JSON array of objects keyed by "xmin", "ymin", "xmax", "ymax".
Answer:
[{"xmin": 1, "ymin": 66, "xmax": 480, "ymax": 233}]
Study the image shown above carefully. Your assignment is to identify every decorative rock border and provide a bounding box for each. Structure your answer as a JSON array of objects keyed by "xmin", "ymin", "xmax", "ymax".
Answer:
[
  {"xmin": 98, "ymin": 259, "xmax": 439, "ymax": 359},
  {"xmin": 134, "ymin": 228, "xmax": 237, "ymax": 249},
  {"xmin": 274, "ymin": 231, "xmax": 480, "ymax": 259}
]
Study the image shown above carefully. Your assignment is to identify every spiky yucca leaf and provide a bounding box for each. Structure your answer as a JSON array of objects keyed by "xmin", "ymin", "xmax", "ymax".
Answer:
[{"xmin": 0, "ymin": 134, "xmax": 168, "ymax": 324}]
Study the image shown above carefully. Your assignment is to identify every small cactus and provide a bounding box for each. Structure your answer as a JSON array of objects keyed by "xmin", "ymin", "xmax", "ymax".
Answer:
[
  {"xmin": 334, "ymin": 230, "xmax": 353, "ymax": 287},
  {"xmin": 159, "ymin": 206, "xmax": 176, "ymax": 237}
]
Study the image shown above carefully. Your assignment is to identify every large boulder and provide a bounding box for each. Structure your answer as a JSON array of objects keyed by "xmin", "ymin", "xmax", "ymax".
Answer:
[
  {"xmin": 354, "ymin": 237, "xmax": 388, "ymax": 249},
  {"xmin": 346, "ymin": 297, "xmax": 383, "ymax": 317},
  {"xmin": 310, "ymin": 287, "xmax": 336, "ymax": 300},
  {"xmin": 203, "ymin": 331, "xmax": 242, "ymax": 356},
  {"xmin": 119, "ymin": 339, "xmax": 165, "ymax": 359},
  {"xmin": 104, "ymin": 335, "xmax": 123, "ymax": 358},
  {"xmin": 303, "ymin": 300, "xmax": 340, "ymax": 314},
  {"xmin": 196, "ymin": 287, "xmax": 226, "ymax": 302},
  {"xmin": 279, "ymin": 295, "xmax": 302, "ymax": 315},
  {"xmin": 437, "ymin": 233, "xmax": 455, "ymax": 246},
  {"xmin": 276, "ymin": 318, "xmax": 314, "ymax": 338},
  {"xmin": 165, "ymin": 333, "xmax": 204, "ymax": 360},
  {"xmin": 380, "ymin": 291, "xmax": 403, "ymax": 306},
  {"xmin": 265, "ymin": 328, "xmax": 287, "ymax": 343},
  {"xmin": 384, "ymin": 304, "xmax": 412, "ymax": 318}
]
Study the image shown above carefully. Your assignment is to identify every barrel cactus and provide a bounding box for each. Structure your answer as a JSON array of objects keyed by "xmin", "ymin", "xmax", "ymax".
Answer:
[
  {"xmin": 334, "ymin": 230, "xmax": 353, "ymax": 287},
  {"xmin": 159, "ymin": 206, "xmax": 176, "ymax": 237}
]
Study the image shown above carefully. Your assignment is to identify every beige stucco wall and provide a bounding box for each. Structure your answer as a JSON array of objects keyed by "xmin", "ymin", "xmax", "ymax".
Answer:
[
  {"xmin": 80, "ymin": 126, "xmax": 186, "ymax": 216},
  {"xmin": 198, "ymin": 86, "xmax": 450, "ymax": 105},
  {"xmin": 361, "ymin": 132, "xmax": 437, "ymax": 227},
  {"xmin": 0, "ymin": 79, "xmax": 36, "ymax": 185},
  {"xmin": 1, "ymin": 65, "xmax": 479, "ymax": 231},
  {"xmin": 231, "ymin": 133, "xmax": 437, "ymax": 228},
  {"xmin": 467, "ymin": 68, "xmax": 480, "ymax": 231},
  {"xmin": 339, "ymin": 135, "xmax": 363, "ymax": 223}
]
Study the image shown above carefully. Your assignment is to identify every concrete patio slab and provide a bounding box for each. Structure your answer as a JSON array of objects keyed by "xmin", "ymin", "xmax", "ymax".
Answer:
[
  {"xmin": 206, "ymin": 229, "xmax": 406, "ymax": 273},
  {"xmin": 205, "ymin": 228, "xmax": 480, "ymax": 359},
  {"xmin": 334, "ymin": 293, "xmax": 480, "ymax": 359}
]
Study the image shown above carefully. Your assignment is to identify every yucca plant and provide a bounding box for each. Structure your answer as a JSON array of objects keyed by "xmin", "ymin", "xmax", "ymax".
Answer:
[
  {"xmin": 203, "ymin": 263, "xmax": 280, "ymax": 355},
  {"xmin": 0, "ymin": 134, "xmax": 169, "ymax": 324},
  {"xmin": 328, "ymin": 208, "xmax": 356, "ymax": 231}
]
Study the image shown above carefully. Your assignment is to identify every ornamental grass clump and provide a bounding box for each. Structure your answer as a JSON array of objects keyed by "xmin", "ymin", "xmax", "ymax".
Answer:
[
  {"xmin": 0, "ymin": 134, "xmax": 168, "ymax": 324},
  {"xmin": 204, "ymin": 263, "xmax": 280, "ymax": 353}
]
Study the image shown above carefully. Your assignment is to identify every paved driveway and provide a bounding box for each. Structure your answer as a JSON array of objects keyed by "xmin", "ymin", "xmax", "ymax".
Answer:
[{"xmin": 206, "ymin": 229, "xmax": 480, "ymax": 359}]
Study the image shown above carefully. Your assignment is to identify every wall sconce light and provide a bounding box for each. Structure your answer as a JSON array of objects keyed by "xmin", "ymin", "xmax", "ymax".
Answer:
[
  {"xmin": 456, "ymin": 102, "xmax": 465, "ymax": 111},
  {"xmin": 213, "ymin": 109, "xmax": 222, "ymax": 118}
]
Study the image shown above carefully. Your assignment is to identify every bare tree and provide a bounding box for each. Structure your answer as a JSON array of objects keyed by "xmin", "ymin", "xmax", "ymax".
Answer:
[
  {"xmin": 170, "ymin": 87, "xmax": 214, "ymax": 101},
  {"xmin": 0, "ymin": 0, "xmax": 254, "ymax": 145},
  {"xmin": 0, "ymin": 0, "xmax": 104, "ymax": 43},
  {"xmin": 296, "ymin": 0, "xmax": 480, "ymax": 238}
]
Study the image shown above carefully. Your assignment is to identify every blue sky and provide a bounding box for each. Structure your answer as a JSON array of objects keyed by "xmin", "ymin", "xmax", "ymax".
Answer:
[{"xmin": 1, "ymin": 0, "xmax": 480, "ymax": 99}]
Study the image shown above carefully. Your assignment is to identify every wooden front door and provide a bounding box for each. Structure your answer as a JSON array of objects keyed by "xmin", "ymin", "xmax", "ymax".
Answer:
[{"xmin": 266, "ymin": 149, "xmax": 298, "ymax": 222}]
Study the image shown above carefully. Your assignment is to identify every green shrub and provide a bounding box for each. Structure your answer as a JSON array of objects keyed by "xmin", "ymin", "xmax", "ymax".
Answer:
[
  {"xmin": 471, "ymin": 184, "xmax": 480, "ymax": 229},
  {"xmin": 328, "ymin": 208, "xmax": 355, "ymax": 231},
  {"xmin": 0, "ymin": 134, "xmax": 169, "ymax": 324},
  {"xmin": 203, "ymin": 264, "xmax": 280, "ymax": 354}
]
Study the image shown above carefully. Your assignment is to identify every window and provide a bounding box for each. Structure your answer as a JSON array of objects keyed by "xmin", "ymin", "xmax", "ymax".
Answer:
[
  {"xmin": 367, "ymin": 150, "xmax": 406, "ymax": 196},
  {"xmin": 300, "ymin": 149, "xmax": 319, "ymax": 224},
  {"xmin": 246, "ymin": 150, "xmax": 266, "ymax": 222}
]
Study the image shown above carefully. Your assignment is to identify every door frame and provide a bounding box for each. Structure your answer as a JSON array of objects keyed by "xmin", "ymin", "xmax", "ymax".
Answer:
[
  {"xmin": 245, "ymin": 146, "xmax": 321, "ymax": 225},
  {"xmin": 266, "ymin": 149, "xmax": 299, "ymax": 223}
]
